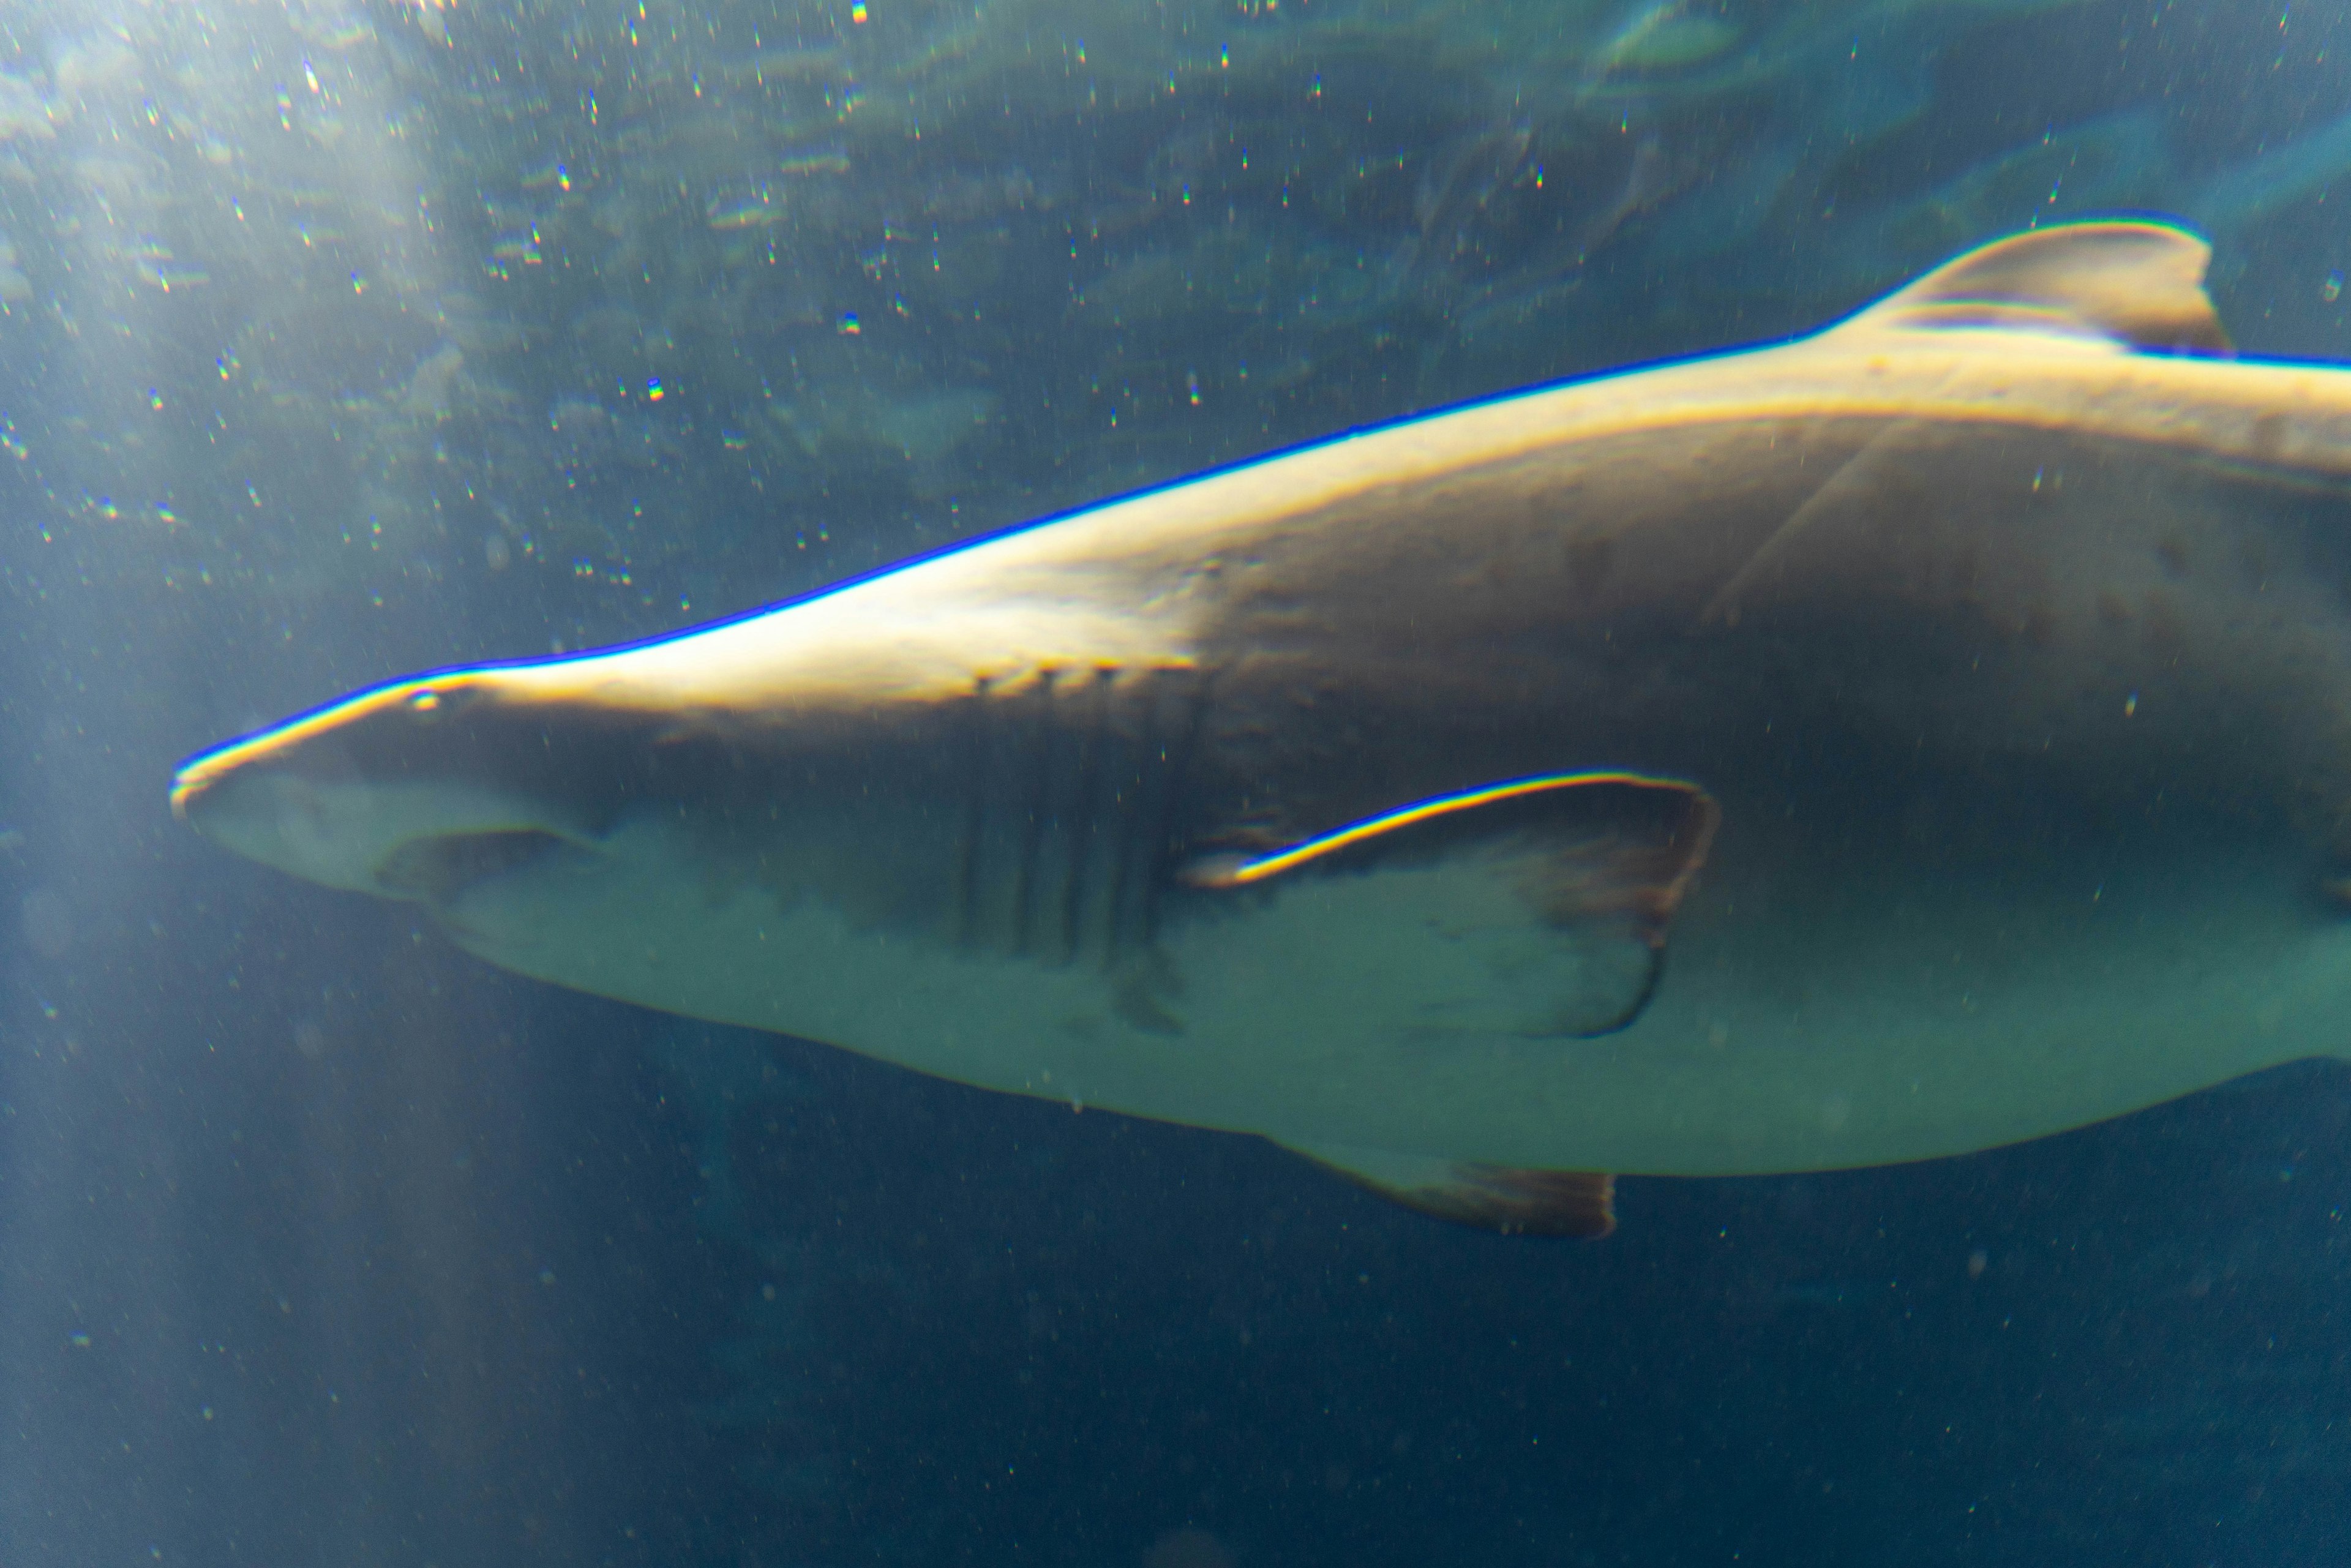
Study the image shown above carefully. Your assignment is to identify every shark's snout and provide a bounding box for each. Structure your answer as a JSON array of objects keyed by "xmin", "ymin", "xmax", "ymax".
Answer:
[
  {"xmin": 174, "ymin": 762, "xmax": 383, "ymax": 894},
  {"xmin": 176, "ymin": 752, "xmax": 576, "ymax": 901},
  {"xmin": 172, "ymin": 675, "xmax": 596, "ymax": 902}
]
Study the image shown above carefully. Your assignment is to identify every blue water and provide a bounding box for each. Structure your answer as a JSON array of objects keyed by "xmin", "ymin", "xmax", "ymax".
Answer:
[{"xmin": 2, "ymin": 0, "xmax": 2350, "ymax": 1562}]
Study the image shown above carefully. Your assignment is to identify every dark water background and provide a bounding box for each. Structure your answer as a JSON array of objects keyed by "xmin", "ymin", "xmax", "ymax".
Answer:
[{"xmin": 2, "ymin": 0, "xmax": 2350, "ymax": 1562}]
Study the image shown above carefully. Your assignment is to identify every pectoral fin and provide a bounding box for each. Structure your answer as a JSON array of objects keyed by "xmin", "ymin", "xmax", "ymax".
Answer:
[
  {"xmin": 1183, "ymin": 773, "xmax": 1717, "ymax": 1038},
  {"xmin": 1284, "ymin": 1141, "xmax": 1618, "ymax": 1238}
]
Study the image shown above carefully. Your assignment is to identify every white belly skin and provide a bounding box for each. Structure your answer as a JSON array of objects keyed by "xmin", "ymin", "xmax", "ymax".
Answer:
[{"xmin": 440, "ymin": 816, "xmax": 2351, "ymax": 1176}]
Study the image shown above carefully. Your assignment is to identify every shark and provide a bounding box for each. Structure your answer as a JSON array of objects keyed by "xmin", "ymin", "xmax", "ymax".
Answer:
[{"xmin": 173, "ymin": 221, "xmax": 2351, "ymax": 1237}]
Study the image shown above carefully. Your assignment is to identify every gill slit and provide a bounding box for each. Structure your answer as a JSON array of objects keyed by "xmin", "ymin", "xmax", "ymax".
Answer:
[
  {"xmin": 1057, "ymin": 669, "xmax": 1113, "ymax": 965},
  {"xmin": 953, "ymin": 677, "xmax": 991, "ymax": 950},
  {"xmin": 1141, "ymin": 669, "xmax": 1212, "ymax": 951},
  {"xmin": 1008, "ymin": 670, "xmax": 1059, "ymax": 957}
]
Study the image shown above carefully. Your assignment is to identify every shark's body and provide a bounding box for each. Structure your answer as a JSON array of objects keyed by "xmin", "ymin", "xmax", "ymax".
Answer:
[{"xmin": 175, "ymin": 223, "xmax": 2351, "ymax": 1234}]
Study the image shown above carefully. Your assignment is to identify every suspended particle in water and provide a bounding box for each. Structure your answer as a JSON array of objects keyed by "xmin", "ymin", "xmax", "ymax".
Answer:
[
  {"xmin": 483, "ymin": 533, "xmax": 511, "ymax": 571},
  {"xmin": 2325, "ymin": 270, "xmax": 2342, "ymax": 303}
]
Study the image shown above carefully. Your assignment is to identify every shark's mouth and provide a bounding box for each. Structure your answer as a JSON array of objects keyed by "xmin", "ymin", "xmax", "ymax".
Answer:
[{"xmin": 373, "ymin": 828, "xmax": 572, "ymax": 903}]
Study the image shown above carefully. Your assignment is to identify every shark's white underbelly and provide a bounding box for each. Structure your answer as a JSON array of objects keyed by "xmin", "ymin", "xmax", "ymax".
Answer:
[{"xmin": 443, "ymin": 817, "xmax": 2351, "ymax": 1176}]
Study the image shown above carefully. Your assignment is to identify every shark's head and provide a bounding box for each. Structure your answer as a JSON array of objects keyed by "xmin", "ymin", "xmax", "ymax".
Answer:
[
  {"xmin": 173, "ymin": 540, "xmax": 1210, "ymax": 913},
  {"xmin": 170, "ymin": 670, "xmax": 619, "ymax": 902},
  {"xmin": 167, "ymin": 637, "xmax": 1206, "ymax": 1063},
  {"xmin": 167, "ymin": 634, "xmax": 1035, "ymax": 966}
]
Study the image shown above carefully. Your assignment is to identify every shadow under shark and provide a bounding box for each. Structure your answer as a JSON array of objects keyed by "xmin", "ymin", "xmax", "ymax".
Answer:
[{"xmin": 174, "ymin": 221, "xmax": 2351, "ymax": 1237}]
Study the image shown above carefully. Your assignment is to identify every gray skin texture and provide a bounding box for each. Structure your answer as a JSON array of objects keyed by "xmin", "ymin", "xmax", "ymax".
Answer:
[{"xmin": 174, "ymin": 222, "xmax": 2351, "ymax": 1178}]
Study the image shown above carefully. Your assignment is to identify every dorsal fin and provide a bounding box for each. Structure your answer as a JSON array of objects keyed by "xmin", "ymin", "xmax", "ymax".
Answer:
[{"xmin": 1839, "ymin": 220, "xmax": 2232, "ymax": 353}]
